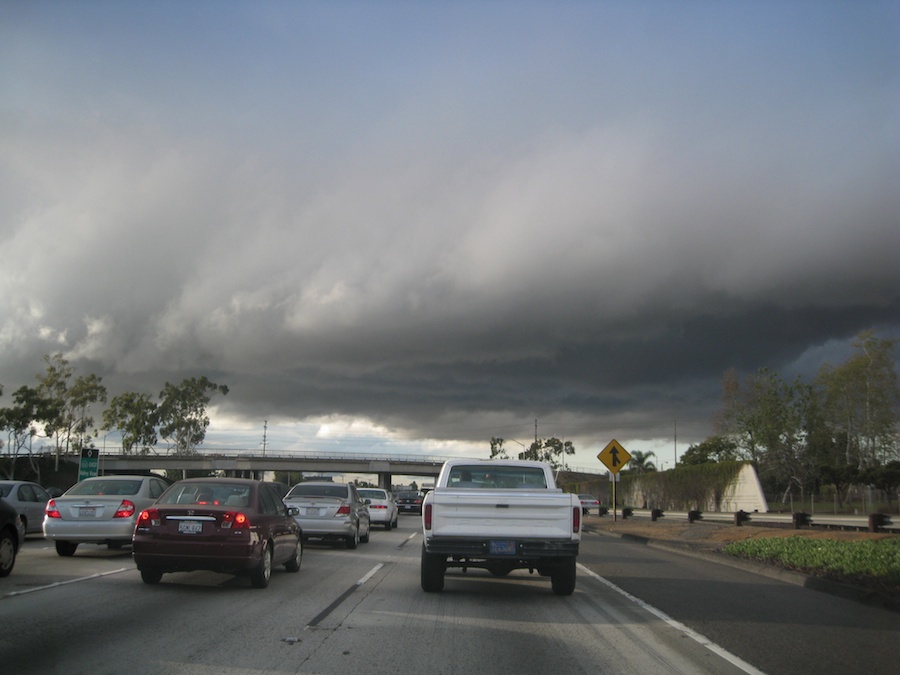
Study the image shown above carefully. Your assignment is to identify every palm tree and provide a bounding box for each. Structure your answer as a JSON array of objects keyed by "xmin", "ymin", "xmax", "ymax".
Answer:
[{"xmin": 628, "ymin": 450, "xmax": 657, "ymax": 474}]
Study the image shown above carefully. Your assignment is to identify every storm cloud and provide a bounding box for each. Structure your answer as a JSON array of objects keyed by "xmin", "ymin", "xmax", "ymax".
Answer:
[{"xmin": 2, "ymin": 2, "xmax": 898, "ymax": 466}]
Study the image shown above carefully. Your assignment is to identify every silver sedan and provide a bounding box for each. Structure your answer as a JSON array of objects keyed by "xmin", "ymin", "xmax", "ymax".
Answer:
[
  {"xmin": 43, "ymin": 474, "xmax": 170, "ymax": 556},
  {"xmin": 284, "ymin": 481, "xmax": 371, "ymax": 549},
  {"xmin": 0, "ymin": 480, "xmax": 54, "ymax": 534}
]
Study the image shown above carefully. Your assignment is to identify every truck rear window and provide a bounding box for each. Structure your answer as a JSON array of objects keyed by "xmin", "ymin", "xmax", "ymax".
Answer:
[{"xmin": 447, "ymin": 466, "xmax": 547, "ymax": 489}]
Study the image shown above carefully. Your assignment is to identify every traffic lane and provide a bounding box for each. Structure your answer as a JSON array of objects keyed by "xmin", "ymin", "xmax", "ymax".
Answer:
[
  {"xmin": 2, "ymin": 519, "xmax": 750, "ymax": 675},
  {"xmin": 3, "ymin": 538, "xmax": 134, "ymax": 594},
  {"xmin": 579, "ymin": 531, "xmax": 900, "ymax": 674},
  {"xmin": 293, "ymin": 547, "xmax": 751, "ymax": 675},
  {"xmin": 0, "ymin": 526, "xmax": 410, "ymax": 674}
]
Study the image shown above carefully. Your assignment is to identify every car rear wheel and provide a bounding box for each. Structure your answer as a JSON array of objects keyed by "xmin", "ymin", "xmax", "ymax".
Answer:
[
  {"xmin": 360, "ymin": 522, "xmax": 370, "ymax": 544},
  {"xmin": 345, "ymin": 527, "xmax": 359, "ymax": 549},
  {"xmin": 384, "ymin": 519, "xmax": 392, "ymax": 530},
  {"xmin": 0, "ymin": 530, "xmax": 16, "ymax": 577},
  {"xmin": 55, "ymin": 541, "xmax": 78, "ymax": 557},
  {"xmin": 284, "ymin": 538, "xmax": 302, "ymax": 573},
  {"xmin": 140, "ymin": 567, "xmax": 163, "ymax": 584},
  {"xmin": 251, "ymin": 543, "xmax": 273, "ymax": 588}
]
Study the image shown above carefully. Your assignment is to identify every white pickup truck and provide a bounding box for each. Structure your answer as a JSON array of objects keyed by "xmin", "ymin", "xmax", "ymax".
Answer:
[{"xmin": 421, "ymin": 458, "xmax": 581, "ymax": 595}]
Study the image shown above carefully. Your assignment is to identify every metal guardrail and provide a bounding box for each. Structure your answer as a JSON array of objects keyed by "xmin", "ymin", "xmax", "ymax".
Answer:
[{"xmin": 611, "ymin": 508, "xmax": 899, "ymax": 534}]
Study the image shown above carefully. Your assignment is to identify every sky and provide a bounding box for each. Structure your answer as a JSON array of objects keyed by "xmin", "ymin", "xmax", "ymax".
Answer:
[{"xmin": 2, "ymin": 1, "xmax": 898, "ymax": 472}]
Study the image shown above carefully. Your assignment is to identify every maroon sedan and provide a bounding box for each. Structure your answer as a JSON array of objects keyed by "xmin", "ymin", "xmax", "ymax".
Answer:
[{"xmin": 133, "ymin": 478, "xmax": 302, "ymax": 588}]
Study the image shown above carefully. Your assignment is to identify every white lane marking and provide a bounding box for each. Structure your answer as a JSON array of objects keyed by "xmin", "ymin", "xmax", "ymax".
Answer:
[
  {"xmin": 2, "ymin": 567, "xmax": 131, "ymax": 599},
  {"xmin": 357, "ymin": 563, "xmax": 383, "ymax": 585},
  {"xmin": 577, "ymin": 563, "xmax": 767, "ymax": 675}
]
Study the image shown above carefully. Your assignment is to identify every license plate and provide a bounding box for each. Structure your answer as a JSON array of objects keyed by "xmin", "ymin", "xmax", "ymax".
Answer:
[
  {"xmin": 79, "ymin": 507, "xmax": 96, "ymax": 518},
  {"xmin": 489, "ymin": 540, "xmax": 517, "ymax": 555},
  {"xmin": 304, "ymin": 507, "xmax": 321, "ymax": 516},
  {"xmin": 178, "ymin": 520, "xmax": 203, "ymax": 534}
]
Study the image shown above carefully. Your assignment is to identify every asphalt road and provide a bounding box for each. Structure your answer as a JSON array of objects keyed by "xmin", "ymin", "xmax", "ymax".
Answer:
[{"xmin": 1, "ymin": 516, "xmax": 897, "ymax": 674}]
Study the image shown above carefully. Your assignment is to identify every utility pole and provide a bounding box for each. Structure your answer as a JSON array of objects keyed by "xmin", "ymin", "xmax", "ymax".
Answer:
[
  {"xmin": 674, "ymin": 420, "xmax": 677, "ymax": 468},
  {"xmin": 262, "ymin": 420, "xmax": 268, "ymax": 457},
  {"xmin": 534, "ymin": 418, "xmax": 538, "ymax": 443}
]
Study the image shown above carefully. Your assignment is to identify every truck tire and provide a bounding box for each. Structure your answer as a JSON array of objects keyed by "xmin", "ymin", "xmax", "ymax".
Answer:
[
  {"xmin": 421, "ymin": 546, "xmax": 445, "ymax": 592},
  {"xmin": 550, "ymin": 557, "xmax": 576, "ymax": 596}
]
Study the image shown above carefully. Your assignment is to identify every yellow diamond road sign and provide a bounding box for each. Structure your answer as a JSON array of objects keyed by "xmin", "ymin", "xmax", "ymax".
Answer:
[{"xmin": 598, "ymin": 439, "xmax": 631, "ymax": 475}]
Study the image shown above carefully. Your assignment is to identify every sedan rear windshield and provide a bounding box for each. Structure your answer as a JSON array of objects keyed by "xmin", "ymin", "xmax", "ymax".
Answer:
[
  {"xmin": 158, "ymin": 483, "xmax": 251, "ymax": 507},
  {"xmin": 357, "ymin": 489, "xmax": 387, "ymax": 500},
  {"xmin": 287, "ymin": 484, "xmax": 348, "ymax": 499},
  {"xmin": 67, "ymin": 479, "xmax": 143, "ymax": 496}
]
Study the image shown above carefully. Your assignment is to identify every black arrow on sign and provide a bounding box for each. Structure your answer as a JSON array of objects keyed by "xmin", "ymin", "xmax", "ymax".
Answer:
[{"xmin": 610, "ymin": 448, "xmax": 620, "ymax": 466}]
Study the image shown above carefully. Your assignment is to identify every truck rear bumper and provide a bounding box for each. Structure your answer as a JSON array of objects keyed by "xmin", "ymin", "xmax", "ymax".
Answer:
[{"xmin": 424, "ymin": 537, "xmax": 579, "ymax": 559}]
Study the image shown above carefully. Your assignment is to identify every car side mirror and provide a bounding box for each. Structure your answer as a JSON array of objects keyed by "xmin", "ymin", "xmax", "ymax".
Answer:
[
  {"xmin": 363, "ymin": 499, "xmax": 371, "ymax": 505},
  {"xmin": 287, "ymin": 506, "xmax": 300, "ymax": 516}
]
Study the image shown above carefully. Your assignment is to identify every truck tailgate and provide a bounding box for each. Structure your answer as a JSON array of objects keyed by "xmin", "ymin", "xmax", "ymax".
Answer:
[{"xmin": 428, "ymin": 489, "xmax": 577, "ymax": 539}]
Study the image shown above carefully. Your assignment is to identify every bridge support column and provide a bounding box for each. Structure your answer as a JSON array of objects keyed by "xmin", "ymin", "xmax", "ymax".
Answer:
[{"xmin": 379, "ymin": 472, "xmax": 393, "ymax": 490}]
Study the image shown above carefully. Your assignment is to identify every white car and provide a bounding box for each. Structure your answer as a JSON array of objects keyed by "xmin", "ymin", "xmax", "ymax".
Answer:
[
  {"xmin": 0, "ymin": 480, "xmax": 55, "ymax": 534},
  {"xmin": 43, "ymin": 474, "xmax": 170, "ymax": 556},
  {"xmin": 578, "ymin": 494, "xmax": 601, "ymax": 515},
  {"xmin": 357, "ymin": 488, "xmax": 399, "ymax": 530}
]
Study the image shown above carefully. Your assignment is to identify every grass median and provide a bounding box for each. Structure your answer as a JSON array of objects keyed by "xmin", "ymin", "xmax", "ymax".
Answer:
[{"xmin": 723, "ymin": 536, "xmax": 900, "ymax": 596}]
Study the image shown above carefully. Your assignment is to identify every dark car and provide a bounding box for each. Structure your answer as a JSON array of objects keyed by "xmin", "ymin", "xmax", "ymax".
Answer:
[
  {"xmin": 132, "ymin": 478, "xmax": 302, "ymax": 588},
  {"xmin": 1, "ymin": 497, "xmax": 25, "ymax": 577},
  {"xmin": 396, "ymin": 490, "xmax": 424, "ymax": 514}
]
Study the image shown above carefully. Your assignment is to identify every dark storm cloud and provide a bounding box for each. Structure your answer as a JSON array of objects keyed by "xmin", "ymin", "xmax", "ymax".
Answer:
[{"xmin": 2, "ymin": 2, "xmax": 898, "ymax": 462}]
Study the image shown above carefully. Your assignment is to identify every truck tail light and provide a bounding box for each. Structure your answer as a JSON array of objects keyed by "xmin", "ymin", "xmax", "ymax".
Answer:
[
  {"xmin": 424, "ymin": 503, "xmax": 432, "ymax": 530},
  {"xmin": 573, "ymin": 506, "xmax": 581, "ymax": 533},
  {"xmin": 113, "ymin": 500, "xmax": 136, "ymax": 518},
  {"xmin": 46, "ymin": 499, "xmax": 61, "ymax": 519}
]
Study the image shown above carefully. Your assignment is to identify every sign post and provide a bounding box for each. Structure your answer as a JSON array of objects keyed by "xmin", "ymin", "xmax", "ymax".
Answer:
[
  {"xmin": 78, "ymin": 446, "xmax": 100, "ymax": 481},
  {"xmin": 598, "ymin": 439, "xmax": 631, "ymax": 521}
]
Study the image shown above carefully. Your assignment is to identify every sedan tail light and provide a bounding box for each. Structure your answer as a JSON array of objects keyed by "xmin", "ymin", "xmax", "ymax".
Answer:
[
  {"xmin": 46, "ymin": 499, "xmax": 61, "ymax": 519},
  {"xmin": 138, "ymin": 508, "xmax": 161, "ymax": 526},
  {"xmin": 221, "ymin": 511, "xmax": 250, "ymax": 529},
  {"xmin": 113, "ymin": 500, "xmax": 136, "ymax": 518},
  {"xmin": 335, "ymin": 503, "xmax": 351, "ymax": 516}
]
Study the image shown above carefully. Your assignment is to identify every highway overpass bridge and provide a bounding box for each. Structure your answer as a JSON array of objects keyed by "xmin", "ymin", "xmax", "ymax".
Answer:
[{"xmin": 95, "ymin": 450, "xmax": 604, "ymax": 490}]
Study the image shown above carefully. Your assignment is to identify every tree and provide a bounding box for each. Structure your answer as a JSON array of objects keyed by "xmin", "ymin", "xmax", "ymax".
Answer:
[
  {"xmin": 35, "ymin": 354, "xmax": 107, "ymax": 464},
  {"xmin": 489, "ymin": 437, "xmax": 510, "ymax": 459},
  {"xmin": 516, "ymin": 437, "xmax": 575, "ymax": 470},
  {"xmin": 680, "ymin": 436, "xmax": 739, "ymax": 466},
  {"xmin": 102, "ymin": 392, "xmax": 159, "ymax": 454},
  {"xmin": 624, "ymin": 450, "xmax": 657, "ymax": 474},
  {"xmin": 157, "ymin": 377, "xmax": 229, "ymax": 454},
  {"xmin": 0, "ymin": 386, "xmax": 53, "ymax": 479},
  {"xmin": 817, "ymin": 330, "xmax": 899, "ymax": 468}
]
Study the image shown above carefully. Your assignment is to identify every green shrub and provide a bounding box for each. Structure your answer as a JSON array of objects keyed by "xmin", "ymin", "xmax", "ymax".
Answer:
[{"xmin": 723, "ymin": 537, "xmax": 900, "ymax": 590}]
